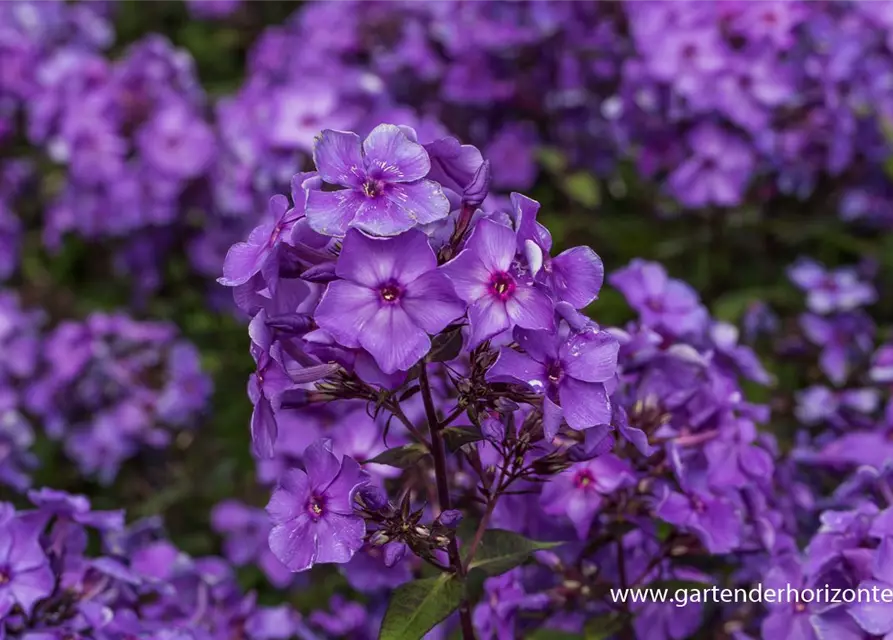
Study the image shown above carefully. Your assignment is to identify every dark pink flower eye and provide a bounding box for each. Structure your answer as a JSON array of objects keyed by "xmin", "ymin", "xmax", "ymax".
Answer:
[{"xmin": 488, "ymin": 271, "xmax": 516, "ymax": 301}]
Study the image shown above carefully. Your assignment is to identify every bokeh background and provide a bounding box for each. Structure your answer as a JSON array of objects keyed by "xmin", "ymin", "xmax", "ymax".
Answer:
[{"xmin": 2, "ymin": 0, "xmax": 893, "ymax": 620}]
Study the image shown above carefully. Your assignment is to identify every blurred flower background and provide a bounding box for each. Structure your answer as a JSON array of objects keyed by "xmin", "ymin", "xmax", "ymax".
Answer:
[{"xmin": 2, "ymin": 1, "xmax": 893, "ymax": 639}]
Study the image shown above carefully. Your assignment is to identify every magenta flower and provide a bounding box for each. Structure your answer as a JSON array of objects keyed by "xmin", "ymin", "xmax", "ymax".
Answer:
[
  {"xmin": 443, "ymin": 218, "xmax": 554, "ymax": 347},
  {"xmin": 305, "ymin": 124, "xmax": 450, "ymax": 237},
  {"xmin": 539, "ymin": 454, "xmax": 635, "ymax": 539},
  {"xmin": 487, "ymin": 325, "xmax": 618, "ymax": 438},
  {"xmin": 314, "ymin": 228, "xmax": 464, "ymax": 374},
  {"xmin": 267, "ymin": 439, "xmax": 369, "ymax": 572}
]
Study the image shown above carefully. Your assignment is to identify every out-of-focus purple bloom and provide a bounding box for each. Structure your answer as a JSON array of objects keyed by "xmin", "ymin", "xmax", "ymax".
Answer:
[{"xmin": 788, "ymin": 259, "xmax": 877, "ymax": 314}]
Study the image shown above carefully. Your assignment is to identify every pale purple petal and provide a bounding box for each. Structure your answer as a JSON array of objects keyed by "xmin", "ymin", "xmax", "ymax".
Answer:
[
  {"xmin": 380, "ymin": 180, "xmax": 450, "ymax": 226},
  {"xmin": 486, "ymin": 348, "xmax": 548, "ymax": 392},
  {"xmin": 849, "ymin": 580, "xmax": 893, "ymax": 635},
  {"xmin": 314, "ymin": 512, "xmax": 366, "ymax": 564},
  {"xmin": 465, "ymin": 219, "xmax": 516, "ymax": 273},
  {"xmin": 305, "ymin": 189, "xmax": 366, "ymax": 237},
  {"xmin": 268, "ymin": 514, "xmax": 316, "ymax": 572},
  {"xmin": 251, "ymin": 396, "xmax": 277, "ymax": 459},
  {"xmin": 401, "ymin": 271, "xmax": 464, "ymax": 334},
  {"xmin": 515, "ymin": 328, "xmax": 560, "ymax": 364},
  {"xmin": 303, "ymin": 439, "xmax": 342, "ymax": 491},
  {"xmin": 219, "ymin": 241, "xmax": 269, "ymax": 287},
  {"xmin": 313, "ymin": 129, "xmax": 365, "ymax": 188},
  {"xmin": 561, "ymin": 331, "xmax": 619, "ymax": 383},
  {"xmin": 549, "ymin": 246, "xmax": 604, "ymax": 308},
  {"xmin": 314, "ymin": 281, "xmax": 381, "ymax": 349},
  {"xmin": 559, "ymin": 379, "xmax": 611, "ymax": 430},
  {"xmin": 442, "ymin": 252, "xmax": 490, "ymax": 302},
  {"xmin": 505, "ymin": 285, "xmax": 554, "ymax": 332},
  {"xmin": 8, "ymin": 565, "xmax": 53, "ymax": 616},
  {"xmin": 359, "ymin": 306, "xmax": 430, "ymax": 373},
  {"xmin": 350, "ymin": 192, "xmax": 421, "ymax": 237},
  {"xmin": 543, "ymin": 395, "xmax": 563, "ymax": 440},
  {"xmin": 468, "ymin": 296, "xmax": 511, "ymax": 347},
  {"xmin": 362, "ymin": 124, "xmax": 431, "ymax": 183},
  {"xmin": 267, "ymin": 469, "xmax": 310, "ymax": 524},
  {"xmin": 875, "ymin": 538, "xmax": 893, "ymax": 585},
  {"xmin": 566, "ymin": 491, "xmax": 601, "ymax": 539},
  {"xmin": 588, "ymin": 454, "xmax": 634, "ymax": 493},
  {"xmin": 336, "ymin": 229, "xmax": 437, "ymax": 288}
]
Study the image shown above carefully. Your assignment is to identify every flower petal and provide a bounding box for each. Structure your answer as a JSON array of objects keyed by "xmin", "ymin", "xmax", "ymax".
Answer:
[
  {"xmin": 8, "ymin": 565, "xmax": 53, "ymax": 616},
  {"xmin": 305, "ymin": 189, "xmax": 366, "ymax": 237},
  {"xmin": 314, "ymin": 512, "xmax": 366, "ymax": 565},
  {"xmin": 312, "ymin": 129, "xmax": 365, "ymax": 188},
  {"xmin": 558, "ymin": 378, "xmax": 611, "ymax": 430},
  {"xmin": 561, "ymin": 330, "xmax": 619, "ymax": 383},
  {"xmin": 468, "ymin": 296, "xmax": 511, "ymax": 348},
  {"xmin": 336, "ymin": 228, "xmax": 437, "ymax": 288},
  {"xmin": 465, "ymin": 218, "xmax": 516, "ymax": 273},
  {"xmin": 359, "ymin": 306, "xmax": 430, "ymax": 374},
  {"xmin": 322, "ymin": 456, "xmax": 368, "ymax": 514},
  {"xmin": 505, "ymin": 284, "xmax": 555, "ymax": 332},
  {"xmin": 268, "ymin": 514, "xmax": 316, "ymax": 572},
  {"xmin": 250, "ymin": 395, "xmax": 277, "ymax": 459},
  {"xmin": 267, "ymin": 468, "xmax": 311, "ymax": 524},
  {"xmin": 380, "ymin": 180, "xmax": 451, "ymax": 228},
  {"xmin": 362, "ymin": 124, "xmax": 431, "ymax": 183},
  {"xmin": 218, "ymin": 241, "xmax": 269, "ymax": 287},
  {"xmin": 401, "ymin": 271, "xmax": 464, "ymax": 334},
  {"xmin": 442, "ymin": 251, "xmax": 490, "ymax": 303},
  {"xmin": 302, "ymin": 439, "xmax": 342, "ymax": 491},
  {"xmin": 549, "ymin": 246, "xmax": 604, "ymax": 308},
  {"xmin": 314, "ymin": 281, "xmax": 380, "ymax": 349},
  {"xmin": 486, "ymin": 347, "xmax": 548, "ymax": 392}
]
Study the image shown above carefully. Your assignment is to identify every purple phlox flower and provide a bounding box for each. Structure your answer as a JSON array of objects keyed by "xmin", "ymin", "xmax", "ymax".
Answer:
[
  {"xmin": 508, "ymin": 194, "xmax": 604, "ymax": 310},
  {"xmin": 472, "ymin": 568, "xmax": 550, "ymax": 640},
  {"xmin": 708, "ymin": 322, "xmax": 772, "ymax": 385},
  {"xmin": 305, "ymin": 124, "xmax": 450, "ymax": 237},
  {"xmin": 610, "ymin": 405, "xmax": 654, "ymax": 458},
  {"xmin": 314, "ymin": 228, "xmax": 463, "ymax": 374},
  {"xmin": 703, "ymin": 419, "xmax": 774, "ymax": 490},
  {"xmin": 267, "ymin": 439, "xmax": 369, "ymax": 572},
  {"xmin": 800, "ymin": 312, "xmax": 875, "ymax": 386},
  {"xmin": 540, "ymin": 454, "xmax": 634, "ymax": 539},
  {"xmin": 609, "ymin": 259, "xmax": 708, "ymax": 338},
  {"xmin": 804, "ymin": 505, "xmax": 879, "ymax": 577},
  {"xmin": 849, "ymin": 537, "xmax": 893, "ymax": 636},
  {"xmin": 666, "ymin": 123, "xmax": 754, "ymax": 208},
  {"xmin": 424, "ymin": 136, "xmax": 490, "ymax": 206},
  {"xmin": 788, "ymin": 259, "xmax": 877, "ymax": 314},
  {"xmin": 219, "ymin": 173, "xmax": 318, "ymax": 288},
  {"xmin": 267, "ymin": 84, "xmax": 354, "ymax": 152},
  {"xmin": 796, "ymin": 386, "xmax": 880, "ymax": 429},
  {"xmin": 137, "ymin": 102, "xmax": 215, "ymax": 180},
  {"xmin": 0, "ymin": 513, "xmax": 54, "ymax": 615},
  {"xmin": 28, "ymin": 487, "xmax": 124, "ymax": 531},
  {"xmin": 655, "ymin": 486, "xmax": 741, "ymax": 554},
  {"xmin": 443, "ymin": 218, "xmax": 554, "ymax": 347},
  {"xmin": 329, "ymin": 405, "xmax": 403, "ymax": 480},
  {"xmin": 308, "ymin": 595, "xmax": 369, "ymax": 638},
  {"xmin": 245, "ymin": 604, "xmax": 304, "ymax": 640},
  {"xmin": 487, "ymin": 323, "xmax": 618, "ymax": 438}
]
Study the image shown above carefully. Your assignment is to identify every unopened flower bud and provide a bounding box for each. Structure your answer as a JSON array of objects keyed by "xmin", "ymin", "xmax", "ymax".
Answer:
[
  {"xmin": 414, "ymin": 526, "xmax": 431, "ymax": 538},
  {"xmin": 369, "ymin": 531, "xmax": 390, "ymax": 546},
  {"xmin": 437, "ymin": 509, "xmax": 463, "ymax": 529}
]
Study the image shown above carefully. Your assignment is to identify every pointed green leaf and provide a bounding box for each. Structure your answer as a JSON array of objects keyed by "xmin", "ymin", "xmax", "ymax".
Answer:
[
  {"xmin": 465, "ymin": 529, "xmax": 560, "ymax": 577},
  {"xmin": 368, "ymin": 443, "xmax": 429, "ymax": 469},
  {"xmin": 379, "ymin": 575, "xmax": 465, "ymax": 640},
  {"xmin": 441, "ymin": 426, "xmax": 483, "ymax": 452},
  {"xmin": 427, "ymin": 325, "xmax": 465, "ymax": 363}
]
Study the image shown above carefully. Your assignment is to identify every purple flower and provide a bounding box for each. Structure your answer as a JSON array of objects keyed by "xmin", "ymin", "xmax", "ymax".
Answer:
[
  {"xmin": 305, "ymin": 124, "xmax": 450, "ymax": 237},
  {"xmin": 0, "ymin": 514, "xmax": 54, "ymax": 615},
  {"xmin": 655, "ymin": 488, "xmax": 741, "ymax": 554},
  {"xmin": 610, "ymin": 259, "xmax": 708, "ymax": 338},
  {"xmin": 487, "ymin": 324, "xmax": 618, "ymax": 438},
  {"xmin": 539, "ymin": 454, "xmax": 634, "ymax": 539},
  {"xmin": 267, "ymin": 439, "xmax": 369, "ymax": 572},
  {"xmin": 788, "ymin": 259, "xmax": 877, "ymax": 314},
  {"xmin": 314, "ymin": 229, "xmax": 464, "ymax": 374},
  {"xmin": 849, "ymin": 537, "xmax": 893, "ymax": 635},
  {"xmin": 443, "ymin": 218, "xmax": 554, "ymax": 347},
  {"xmin": 667, "ymin": 124, "xmax": 754, "ymax": 208}
]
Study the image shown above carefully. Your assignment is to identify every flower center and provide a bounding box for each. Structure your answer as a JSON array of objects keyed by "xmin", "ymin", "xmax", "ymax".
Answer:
[
  {"xmin": 488, "ymin": 271, "xmax": 516, "ymax": 301},
  {"xmin": 379, "ymin": 282, "xmax": 402, "ymax": 304},
  {"xmin": 307, "ymin": 496, "xmax": 325, "ymax": 520},
  {"xmin": 646, "ymin": 297, "xmax": 664, "ymax": 312},
  {"xmin": 574, "ymin": 470, "xmax": 594, "ymax": 489},
  {"xmin": 691, "ymin": 497, "xmax": 706, "ymax": 513},
  {"xmin": 363, "ymin": 180, "xmax": 385, "ymax": 198},
  {"xmin": 793, "ymin": 601, "xmax": 807, "ymax": 613},
  {"xmin": 547, "ymin": 361, "xmax": 563, "ymax": 385},
  {"xmin": 0, "ymin": 566, "xmax": 10, "ymax": 585}
]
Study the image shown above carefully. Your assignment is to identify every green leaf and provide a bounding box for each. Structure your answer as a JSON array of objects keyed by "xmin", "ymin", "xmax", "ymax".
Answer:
[
  {"xmin": 526, "ymin": 630, "xmax": 583, "ymax": 640},
  {"xmin": 427, "ymin": 325, "xmax": 464, "ymax": 363},
  {"xmin": 563, "ymin": 172, "xmax": 601, "ymax": 208},
  {"xmin": 537, "ymin": 146, "xmax": 568, "ymax": 174},
  {"xmin": 464, "ymin": 529, "xmax": 560, "ymax": 577},
  {"xmin": 584, "ymin": 613, "xmax": 627, "ymax": 640},
  {"xmin": 378, "ymin": 575, "xmax": 465, "ymax": 640},
  {"xmin": 441, "ymin": 426, "xmax": 483, "ymax": 452},
  {"xmin": 368, "ymin": 443, "xmax": 429, "ymax": 469}
]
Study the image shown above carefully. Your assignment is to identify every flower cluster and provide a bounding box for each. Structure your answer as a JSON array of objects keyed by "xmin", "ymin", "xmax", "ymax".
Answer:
[
  {"xmin": 0, "ymin": 487, "xmax": 324, "ymax": 640},
  {"xmin": 23, "ymin": 311, "xmax": 212, "ymax": 483},
  {"xmin": 220, "ymin": 124, "xmax": 818, "ymax": 639}
]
